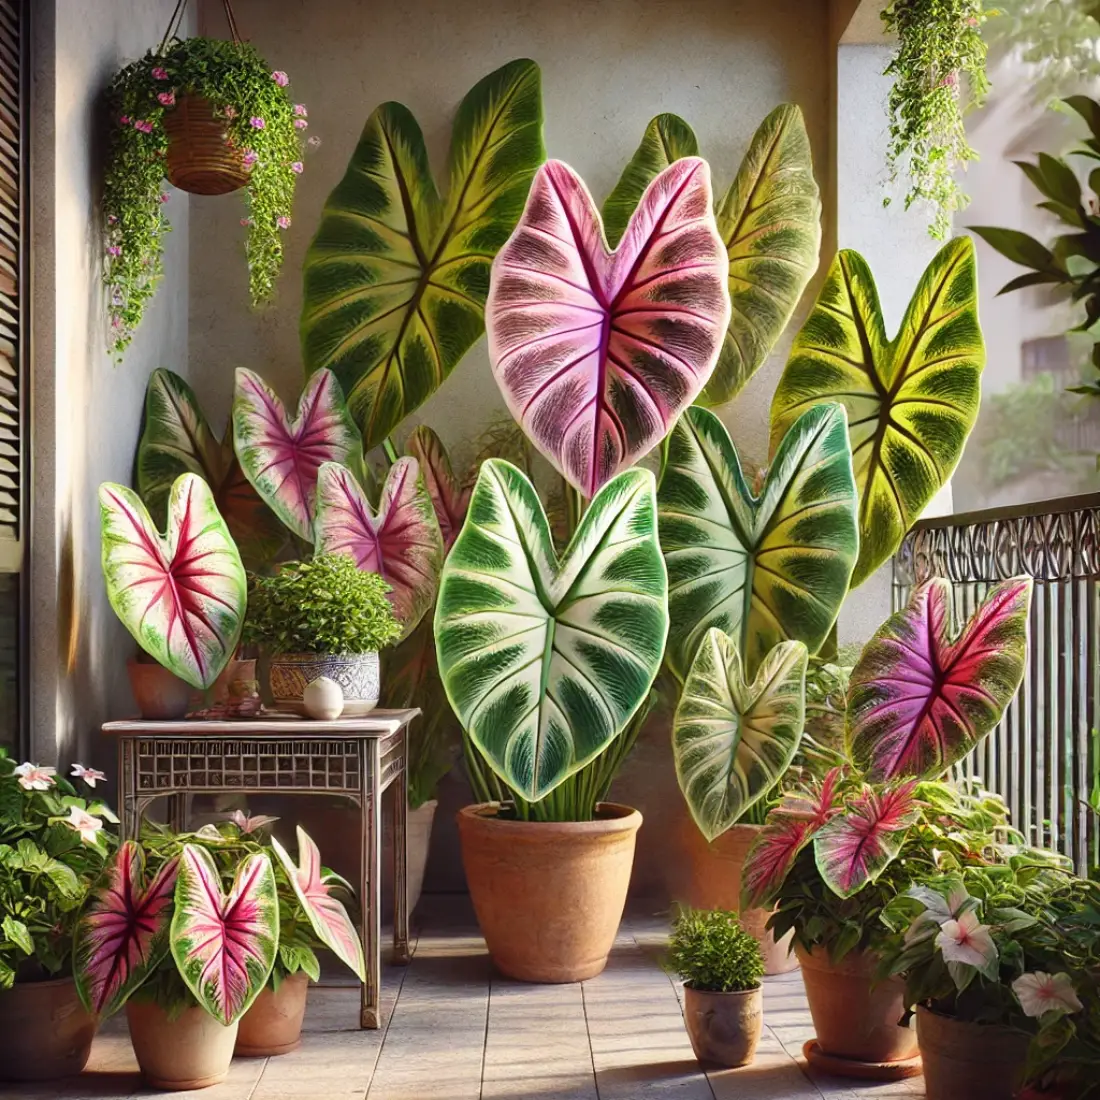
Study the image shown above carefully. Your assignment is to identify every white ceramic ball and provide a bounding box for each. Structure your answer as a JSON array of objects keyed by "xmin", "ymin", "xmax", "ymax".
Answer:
[{"xmin": 303, "ymin": 676, "xmax": 344, "ymax": 720}]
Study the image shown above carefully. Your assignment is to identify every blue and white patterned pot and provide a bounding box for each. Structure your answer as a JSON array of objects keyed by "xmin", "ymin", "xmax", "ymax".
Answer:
[{"xmin": 268, "ymin": 652, "xmax": 380, "ymax": 717}]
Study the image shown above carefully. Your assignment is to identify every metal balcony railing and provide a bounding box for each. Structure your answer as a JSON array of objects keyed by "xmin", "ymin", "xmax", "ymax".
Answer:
[{"xmin": 892, "ymin": 493, "xmax": 1100, "ymax": 873}]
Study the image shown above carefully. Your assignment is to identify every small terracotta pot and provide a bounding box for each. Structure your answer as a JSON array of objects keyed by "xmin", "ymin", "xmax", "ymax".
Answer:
[
  {"xmin": 677, "ymin": 820, "xmax": 797, "ymax": 974},
  {"xmin": 682, "ymin": 984, "xmax": 763, "ymax": 1067},
  {"xmin": 916, "ymin": 1006, "xmax": 1029, "ymax": 1100},
  {"xmin": 797, "ymin": 945, "xmax": 918, "ymax": 1065},
  {"xmin": 458, "ymin": 802, "xmax": 642, "ymax": 982},
  {"xmin": 268, "ymin": 652, "xmax": 379, "ymax": 716},
  {"xmin": 210, "ymin": 658, "xmax": 257, "ymax": 704},
  {"xmin": 0, "ymin": 977, "xmax": 96, "ymax": 1081},
  {"xmin": 127, "ymin": 658, "xmax": 192, "ymax": 719},
  {"xmin": 126, "ymin": 1000, "xmax": 239, "ymax": 1090},
  {"xmin": 236, "ymin": 973, "xmax": 310, "ymax": 1057}
]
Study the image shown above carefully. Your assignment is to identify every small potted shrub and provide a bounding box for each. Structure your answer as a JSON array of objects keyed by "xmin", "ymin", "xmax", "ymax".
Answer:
[
  {"xmin": 244, "ymin": 554, "xmax": 402, "ymax": 716},
  {"xmin": 0, "ymin": 754, "xmax": 115, "ymax": 1081},
  {"xmin": 667, "ymin": 908, "xmax": 764, "ymax": 1068}
]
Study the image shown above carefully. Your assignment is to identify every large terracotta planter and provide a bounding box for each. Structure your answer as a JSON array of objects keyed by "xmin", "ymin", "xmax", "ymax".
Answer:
[
  {"xmin": 0, "ymin": 976, "xmax": 96, "ymax": 1081},
  {"xmin": 268, "ymin": 652, "xmax": 379, "ymax": 716},
  {"xmin": 678, "ymin": 820, "xmax": 797, "ymax": 974},
  {"xmin": 917, "ymin": 1006, "xmax": 1029, "ymax": 1100},
  {"xmin": 236, "ymin": 973, "xmax": 310, "ymax": 1057},
  {"xmin": 797, "ymin": 945, "xmax": 918, "ymax": 1065},
  {"xmin": 126, "ymin": 1000, "xmax": 239, "ymax": 1090},
  {"xmin": 457, "ymin": 802, "xmax": 642, "ymax": 982},
  {"xmin": 127, "ymin": 658, "xmax": 191, "ymax": 719},
  {"xmin": 683, "ymin": 984, "xmax": 763, "ymax": 1068}
]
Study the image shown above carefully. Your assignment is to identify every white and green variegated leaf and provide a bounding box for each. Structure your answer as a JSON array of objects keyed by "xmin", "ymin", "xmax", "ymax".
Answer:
[
  {"xmin": 435, "ymin": 460, "xmax": 668, "ymax": 802},
  {"xmin": 673, "ymin": 631, "xmax": 808, "ymax": 841},
  {"xmin": 658, "ymin": 403, "xmax": 858, "ymax": 684}
]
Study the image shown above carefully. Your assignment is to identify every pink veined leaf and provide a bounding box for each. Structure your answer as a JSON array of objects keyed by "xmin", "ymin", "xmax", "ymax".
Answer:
[
  {"xmin": 774, "ymin": 766, "xmax": 844, "ymax": 827},
  {"xmin": 99, "ymin": 473, "xmax": 247, "ymax": 690},
  {"xmin": 73, "ymin": 842, "xmax": 179, "ymax": 1019},
  {"xmin": 740, "ymin": 814, "xmax": 816, "ymax": 911},
  {"xmin": 813, "ymin": 780, "xmax": 921, "ymax": 899},
  {"xmin": 486, "ymin": 157, "xmax": 731, "ymax": 498},
  {"xmin": 847, "ymin": 577, "xmax": 1033, "ymax": 782},
  {"xmin": 405, "ymin": 425, "xmax": 471, "ymax": 550},
  {"xmin": 313, "ymin": 459, "xmax": 444, "ymax": 637},
  {"xmin": 169, "ymin": 844, "xmax": 279, "ymax": 1026},
  {"xmin": 233, "ymin": 368, "xmax": 364, "ymax": 541},
  {"xmin": 271, "ymin": 826, "xmax": 365, "ymax": 982}
]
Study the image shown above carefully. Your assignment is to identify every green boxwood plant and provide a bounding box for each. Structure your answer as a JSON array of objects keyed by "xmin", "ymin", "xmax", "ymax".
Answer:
[{"xmin": 666, "ymin": 908, "xmax": 764, "ymax": 993}]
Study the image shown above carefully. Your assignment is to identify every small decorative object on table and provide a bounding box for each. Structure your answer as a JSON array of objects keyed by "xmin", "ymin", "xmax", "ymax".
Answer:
[{"xmin": 303, "ymin": 676, "xmax": 344, "ymax": 721}]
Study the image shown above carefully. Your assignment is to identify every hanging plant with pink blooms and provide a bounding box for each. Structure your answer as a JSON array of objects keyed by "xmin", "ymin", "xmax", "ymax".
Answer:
[{"xmin": 102, "ymin": 36, "xmax": 311, "ymax": 356}]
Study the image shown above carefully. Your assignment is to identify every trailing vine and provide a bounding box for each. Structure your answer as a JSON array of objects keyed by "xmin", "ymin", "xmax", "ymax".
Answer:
[{"xmin": 881, "ymin": 0, "xmax": 992, "ymax": 239}]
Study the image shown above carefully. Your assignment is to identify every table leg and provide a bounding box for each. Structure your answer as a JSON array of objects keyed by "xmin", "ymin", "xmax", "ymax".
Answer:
[
  {"xmin": 360, "ymin": 742, "xmax": 382, "ymax": 1029},
  {"xmin": 118, "ymin": 740, "xmax": 140, "ymax": 842},
  {"xmin": 168, "ymin": 793, "xmax": 187, "ymax": 833},
  {"xmin": 392, "ymin": 732, "xmax": 410, "ymax": 965}
]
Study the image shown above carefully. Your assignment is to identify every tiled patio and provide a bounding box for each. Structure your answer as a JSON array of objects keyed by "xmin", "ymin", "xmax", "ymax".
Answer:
[{"xmin": 0, "ymin": 904, "xmax": 925, "ymax": 1100}]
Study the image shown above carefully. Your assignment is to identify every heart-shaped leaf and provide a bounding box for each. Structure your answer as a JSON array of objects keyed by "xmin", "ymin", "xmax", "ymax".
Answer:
[
  {"xmin": 770, "ymin": 238, "xmax": 984, "ymax": 586},
  {"xmin": 170, "ymin": 845, "xmax": 278, "ymax": 1026},
  {"xmin": 301, "ymin": 59, "xmax": 545, "ymax": 450},
  {"xmin": 487, "ymin": 158, "xmax": 730, "ymax": 499},
  {"xmin": 658, "ymin": 403, "xmax": 858, "ymax": 683},
  {"xmin": 435, "ymin": 460, "xmax": 668, "ymax": 801},
  {"xmin": 847, "ymin": 577, "xmax": 1033, "ymax": 783},
  {"xmin": 405, "ymin": 425, "xmax": 471, "ymax": 550},
  {"xmin": 74, "ymin": 843, "xmax": 179, "ymax": 1019},
  {"xmin": 313, "ymin": 458, "xmax": 444, "ymax": 635},
  {"xmin": 271, "ymin": 826, "xmax": 365, "ymax": 982},
  {"xmin": 603, "ymin": 105, "xmax": 821, "ymax": 405},
  {"xmin": 99, "ymin": 474, "xmax": 247, "ymax": 690},
  {"xmin": 673, "ymin": 632, "xmax": 808, "ymax": 842},
  {"xmin": 233, "ymin": 367, "xmax": 363, "ymax": 542}
]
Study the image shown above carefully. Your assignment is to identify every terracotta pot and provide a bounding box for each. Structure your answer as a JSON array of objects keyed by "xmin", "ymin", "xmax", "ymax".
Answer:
[
  {"xmin": 797, "ymin": 945, "xmax": 918, "ymax": 1064},
  {"xmin": 236, "ymin": 973, "xmax": 310, "ymax": 1057},
  {"xmin": 127, "ymin": 658, "xmax": 191, "ymax": 719},
  {"xmin": 682, "ymin": 984, "xmax": 763, "ymax": 1067},
  {"xmin": 0, "ymin": 977, "xmax": 96, "ymax": 1081},
  {"xmin": 163, "ymin": 94, "xmax": 250, "ymax": 196},
  {"xmin": 677, "ymin": 820, "xmax": 797, "ymax": 974},
  {"xmin": 268, "ymin": 652, "xmax": 380, "ymax": 716},
  {"xmin": 917, "ymin": 1006, "xmax": 1029, "ymax": 1100},
  {"xmin": 126, "ymin": 999, "xmax": 239, "ymax": 1090},
  {"xmin": 457, "ymin": 802, "xmax": 642, "ymax": 982},
  {"xmin": 210, "ymin": 658, "xmax": 257, "ymax": 703}
]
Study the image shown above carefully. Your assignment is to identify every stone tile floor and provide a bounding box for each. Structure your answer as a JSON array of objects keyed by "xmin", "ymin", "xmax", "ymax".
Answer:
[{"xmin": 0, "ymin": 904, "xmax": 925, "ymax": 1100}]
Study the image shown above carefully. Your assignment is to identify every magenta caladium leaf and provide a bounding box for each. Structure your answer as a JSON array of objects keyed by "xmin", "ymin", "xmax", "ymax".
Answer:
[
  {"xmin": 99, "ymin": 473, "xmax": 247, "ymax": 690},
  {"xmin": 405, "ymin": 426, "xmax": 471, "ymax": 550},
  {"xmin": 233, "ymin": 368, "xmax": 363, "ymax": 541},
  {"xmin": 813, "ymin": 780, "xmax": 920, "ymax": 899},
  {"xmin": 847, "ymin": 577, "xmax": 1033, "ymax": 783},
  {"xmin": 73, "ymin": 842, "xmax": 179, "ymax": 1019},
  {"xmin": 314, "ymin": 458, "xmax": 444, "ymax": 636},
  {"xmin": 486, "ymin": 157, "xmax": 731, "ymax": 498},
  {"xmin": 170, "ymin": 844, "xmax": 279, "ymax": 1026},
  {"xmin": 272, "ymin": 826, "xmax": 365, "ymax": 982}
]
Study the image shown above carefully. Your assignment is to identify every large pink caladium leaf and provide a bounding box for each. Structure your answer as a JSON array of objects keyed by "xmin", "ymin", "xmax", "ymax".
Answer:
[
  {"xmin": 99, "ymin": 473, "xmax": 247, "ymax": 690},
  {"xmin": 847, "ymin": 577, "xmax": 1033, "ymax": 783},
  {"xmin": 170, "ymin": 844, "xmax": 278, "ymax": 1026},
  {"xmin": 73, "ymin": 842, "xmax": 179, "ymax": 1019},
  {"xmin": 314, "ymin": 459, "xmax": 444, "ymax": 636},
  {"xmin": 813, "ymin": 781, "xmax": 920, "ymax": 899},
  {"xmin": 486, "ymin": 158, "xmax": 731, "ymax": 498},
  {"xmin": 233, "ymin": 368, "xmax": 363, "ymax": 541},
  {"xmin": 405, "ymin": 426, "xmax": 471, "ymax": 550},
  {"xmin": 272, "ymin": 826, "xmax": 365, "ymax": 981}
]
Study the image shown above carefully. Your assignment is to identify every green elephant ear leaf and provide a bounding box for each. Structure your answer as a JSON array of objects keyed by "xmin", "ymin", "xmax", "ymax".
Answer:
[
  {"xmin": 300, "ymin": 59, "xmax": 544, "ymax": 450},
  {"xmin": 435, "ymin": 460, "xmax": 668, "ymax": 802},
  {"xmin": 769, "ymin": 237, "xmax": 984, "ymax": 587},
  {"xmin": 658, "ymin": 403, "xmax": 858, "ymax": 683},
  {"xmin": 673, "ymin": 631, "xmax": 808, "ymax": 842}
]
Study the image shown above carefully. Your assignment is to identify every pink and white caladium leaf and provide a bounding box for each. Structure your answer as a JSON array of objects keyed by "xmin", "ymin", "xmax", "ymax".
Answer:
[
  {"xmin": 847, "ymin": 577, "xmax": 1033, "ymax": 783},
  {"xmin": 271, "ymin": 826, "xmax": 365, "ymax": 982},
  {"xmin": 233, "ymin": 367, "xmax": 364, "ymax": 541},
  {"xmin": 486, "ymin": 157, "xmax": 731, "ymax": 498},
  {"xmin": 405, "ymin": 425, "xmax": 471, "ymax": 550},
  {"xmin": 813, "ymin": 780, "xmax": 920, "ymax": 899},
  {"xmin": 170, "ymin": 844, "xmax": 279, "ymax": 1026},
  {"xmin": 99, "ymin": 473, "xmax": 247, "ymax": 690},
  {"xmin": 313, "ymin": 458, "xmax": 444, "ymax": 636},
  {"xmin": 73, "ymin": 842, "xmax": 179, "ymax": 1019}
]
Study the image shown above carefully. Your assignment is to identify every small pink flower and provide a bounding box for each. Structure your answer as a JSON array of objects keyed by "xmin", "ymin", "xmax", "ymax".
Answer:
[
  {"xmin": 271, "ymin": 70, "xmax": 289, "ymax": 87},
  {"xmin": 110, "ymin": 315, "xmax": 122, "ymax": 330},
  {"xmin": 242, "ymin": 150, "xmax": 258, "ymax": 168},
  {"xmin": 135, "ymin": 120, "xmax": 153, "ymax": 134},
  {"xmin": 940, "ymin": 71, "xmax": 959, "ymax": 89},
  {"xmin": 294, "ymin": 104, "xmax": 308, "ymax": 117},
  {"xmin": 107, "ymin": 214, "xmax": 118, "ymax": 225},
  {"xmin": 227, "ymin": 809, "xmax": 279, "ymax": 834},
  {"xmin": 159, "ymin": 192, "xmax": 170, "ymax": 203},
  {"xmin": 14, "ymin": 763, "xmax": 56, "ymax": 791},
  {"xmin": 277, "ymin": 216, "xmax": 291, "ymax": 229},
  {"xmin": 107, "ymin": 245, "xmax": 121, "ymax": 257},
  {"xmin": 157, "ymin": 91, "xmax": 175, "ymax": 107},
  {"xmin": 119, "ymin": 115, "xmax": 130, "ymax": 125},
  {"xmin": 290, "ymin": 161, "xmax": 304, "ymax": 174},
  {"xmin": 152, "ymin": 66, "xmax": 169, "ymax": 80},
  {"xmin": 307, "ymin": 135, "xmax": 322, "ymax": 148},
  {"xmin": 294, "ymin": 118, "xmax": 308, "ymax": 130},
  {"xmin": 64, "ymin": 806, "xmax": 104, "ymax": 846},
  {"xmin": 240, "ymin": 217, "xmax": 252, "ymax": 227},
  {"xmin": 250, "ymin": 116, "xmax": 265, "ymax": 130},
  {"xmin": 1013, "ymin": 972, "xmax": 1083, "ymax": 1018},
  {"xmin": 70, "ymin": 764, "xmax": 108, "ymax": 788},
  {"xmin": 223, "ymin": 105, "xmax": 238, "ymax": 119}
]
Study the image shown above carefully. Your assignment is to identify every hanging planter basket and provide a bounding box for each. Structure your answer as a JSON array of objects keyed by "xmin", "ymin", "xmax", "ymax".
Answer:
[{"xmin": 163, "ymin": 94, "xmax": 250, "ymax": 196}]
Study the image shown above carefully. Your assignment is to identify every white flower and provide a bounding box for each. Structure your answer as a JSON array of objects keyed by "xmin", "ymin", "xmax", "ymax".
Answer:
[
  {"xmin": 63, "ymin": 806, "xmax": 104, "ymax": 846},
  {"xmin": 13, "ymin": 763, "xmax": 56, "ymax": 790},
  {"xmin": 935, "ymin": 910, "xmax": 998, "ymax": 969},
  {"xmin": 904, "ymin": 881, "xmax": 971, "ymax": 944},
  {"xmin": 70, "ymin": 764, "xmax": 107, "ymax": 788},
  {"xmin": 1013, "ymin": 972, "xmax": 1083, "ymax": 1018}
]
